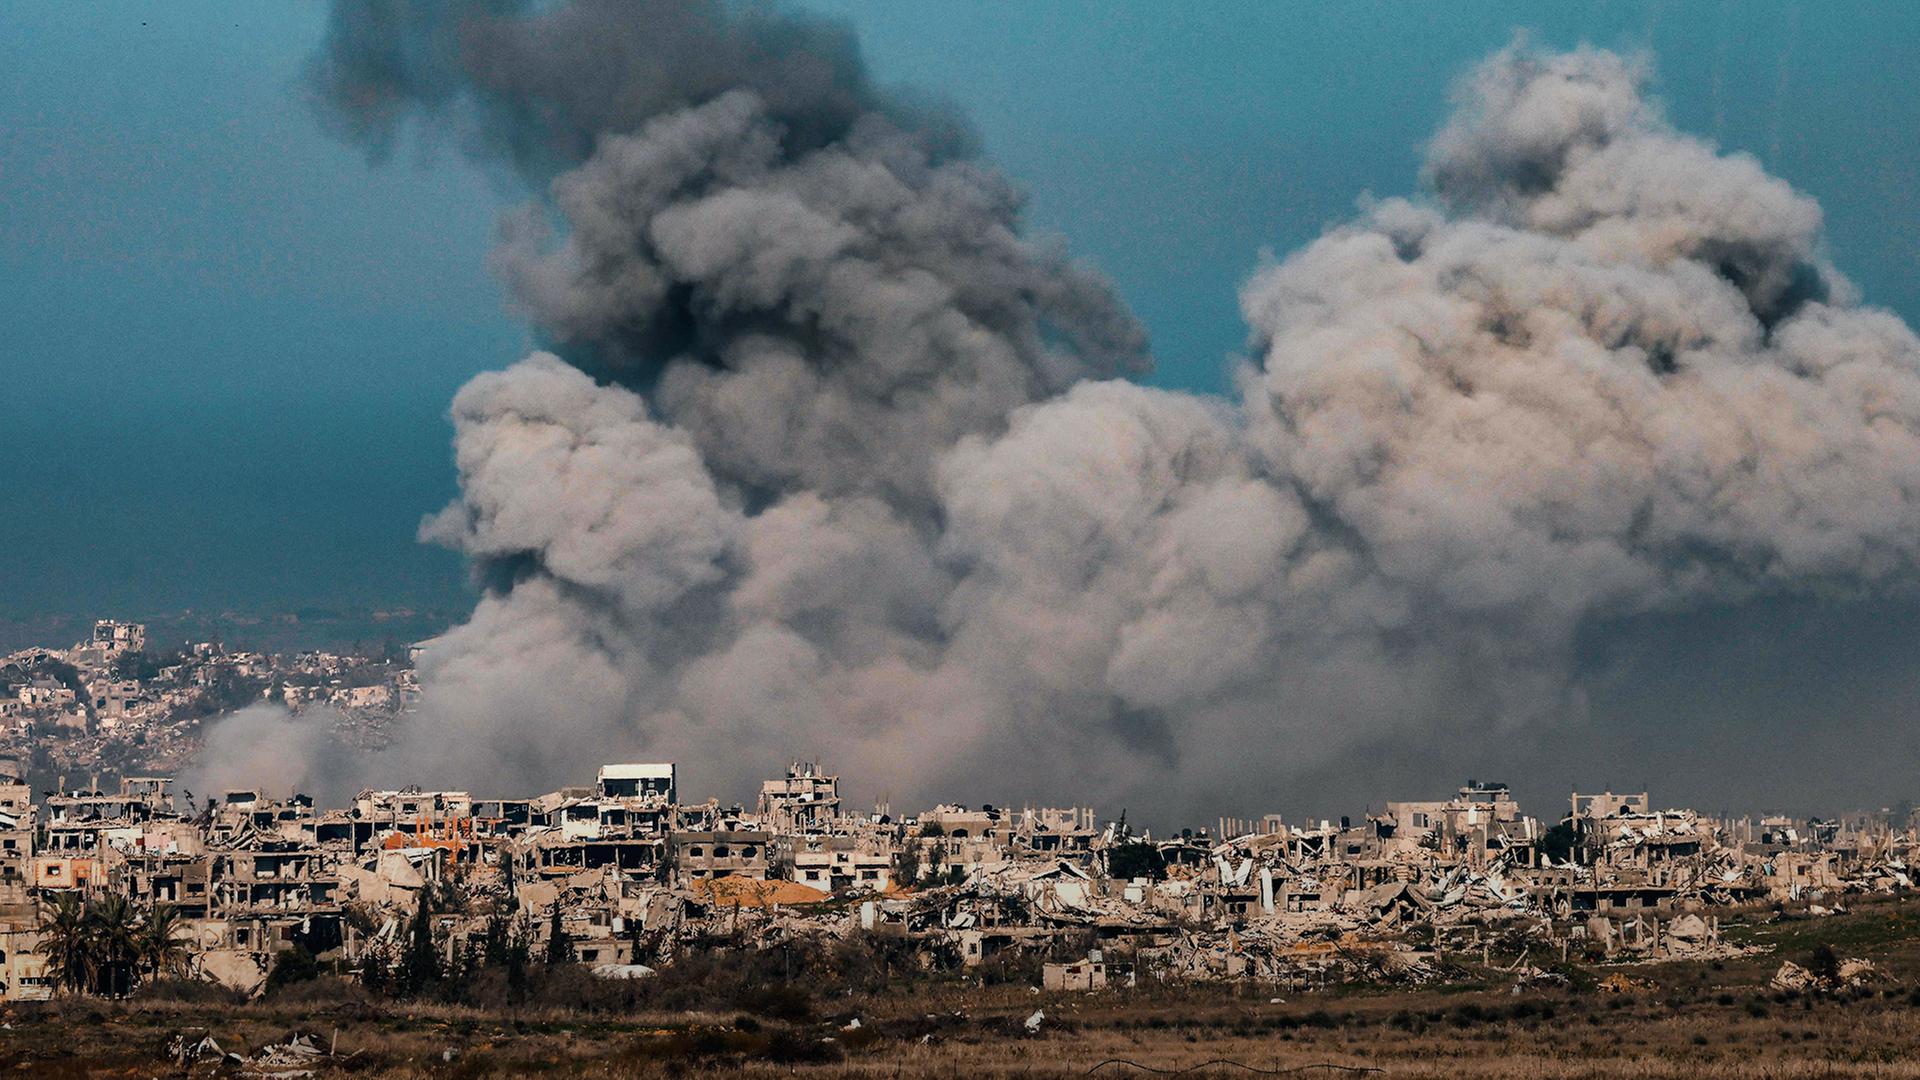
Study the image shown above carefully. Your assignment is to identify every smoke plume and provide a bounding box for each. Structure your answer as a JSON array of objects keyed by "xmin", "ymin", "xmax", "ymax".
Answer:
[
  {"xmin": 249, "ymin": 7, "xmax": 1920, "ymax": 818},
  {"xmin": 185, "ymin": 705, "xmax": 359, "ymax": 806}
]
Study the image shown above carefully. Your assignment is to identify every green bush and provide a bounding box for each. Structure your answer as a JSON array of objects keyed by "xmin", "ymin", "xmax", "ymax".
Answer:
[{"xmin": 265, "ymin": 945, "xmax": 322, "ymax": 994}]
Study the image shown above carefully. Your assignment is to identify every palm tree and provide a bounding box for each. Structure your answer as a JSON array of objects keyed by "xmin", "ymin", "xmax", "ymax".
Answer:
[
  {"xmin": 136, "ymin": 903, "xmax": 189, "ymax": 984},
  {"xmin": 35, "ymin": 893, "xmax": 93, "ymax": 995},
  {"xmin": 89, "ymin": 894, "xmax": 140, "ymax": 996}
]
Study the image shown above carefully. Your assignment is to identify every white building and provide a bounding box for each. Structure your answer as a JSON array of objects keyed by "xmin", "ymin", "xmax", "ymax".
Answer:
[{"xmin": 597, "ymin": 763, "xmax": 675, "ymax": 803}]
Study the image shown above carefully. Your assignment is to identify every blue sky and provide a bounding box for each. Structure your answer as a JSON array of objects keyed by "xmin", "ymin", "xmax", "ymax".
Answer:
[{"xmin": 3, "ymin": 1, "xmax": 1916, "ymax": 618}]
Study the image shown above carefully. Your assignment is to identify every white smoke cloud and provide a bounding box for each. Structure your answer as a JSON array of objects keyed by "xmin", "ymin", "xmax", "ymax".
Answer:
[
  {"xmin": 185, "ymin": 705, "xmax": 359, "ymax": 806},
  {"xmin": 1244, "ymin": 46, "xmax": 1920, "ymax": 636},
  {"xmin": 420, "ymin": 353, "xmax": 740, "ymax": 615},
  {"xmin": 187, "ymin": 12, "xmax": 1920, "ymax": 818}
]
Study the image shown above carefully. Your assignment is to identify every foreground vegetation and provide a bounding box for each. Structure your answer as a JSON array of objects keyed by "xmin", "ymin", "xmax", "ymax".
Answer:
[{"xmin": 14, "ymin": 897, "xmax": 1920, "ymax": 1077}]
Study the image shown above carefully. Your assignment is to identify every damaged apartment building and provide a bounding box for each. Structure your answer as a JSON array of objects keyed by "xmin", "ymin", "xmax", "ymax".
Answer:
[{"xmin": 3, "ymin": 756, "xmax": 1918, "ymax": 1001}]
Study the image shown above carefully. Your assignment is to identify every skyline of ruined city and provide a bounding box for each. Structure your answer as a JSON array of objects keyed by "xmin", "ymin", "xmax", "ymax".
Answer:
[{"xmin": 7, "ymin": 744, "xmax": 1913, "ymax": 1003}]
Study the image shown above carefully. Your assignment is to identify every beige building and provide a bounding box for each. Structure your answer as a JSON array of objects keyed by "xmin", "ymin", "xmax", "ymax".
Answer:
[{"xmin": 671, "ymin": 830, "xmax": 770, "ymax": 880}]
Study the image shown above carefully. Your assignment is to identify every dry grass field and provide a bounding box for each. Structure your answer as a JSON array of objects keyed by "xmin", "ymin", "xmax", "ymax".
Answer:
[{"xmin": 11, "ymin": 898, "xmax": 1920, "ymax": 1077}]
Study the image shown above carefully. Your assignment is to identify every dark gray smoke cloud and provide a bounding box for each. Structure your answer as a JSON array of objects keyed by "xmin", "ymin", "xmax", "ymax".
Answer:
[
  {"xmin": 231, "ymin": 10, "xmax": 1920, "ymax": 819},
  {"xmin": 309, "ymin": 0, "xmax": 960, "ymax": 181},
  {"xmin": 309, "ymin": 0, "xmax": 1141, "ymax": 505}
]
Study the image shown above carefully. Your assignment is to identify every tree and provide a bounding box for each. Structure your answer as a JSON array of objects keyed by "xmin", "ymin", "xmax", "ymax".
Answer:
[
  {"xmin": 265, "ymin": 945, "xmax": 321, "ymax": 994},
  {"xmin": 359, "ymin": 941, "xmax": 393, "ymax": 994},
  {"xmin": 1537, "ymin": 821, "xmax": 1581, "ymax": 865},
  {"xmin": 36, "ymin": 894, "xmax": 142, "ymax": 996},
  {"xmin": 35, "ymin": 658, "xmax": 85, "ymax": 697},
  {"xmin": 449, "ymin": 935, "xmax": 480, "ymax": 989},
  {"xmin": 88, "ymin": 894, "xmax": 140, "ymax": 996},
  {"xmin": 505, "ymin": 916, "xmax": 531, "ymax": 1001},
  {"xmin": 136, "ymin": 903, "xmax": 189, "ymax": 982},
  {"xmin": 108, "ymin": 651, "xmax": 146, "ymax": 680},
  {"xmin": 183, "ymin": 671, "xmax": 268, "ymax": 719},
  {"xmin": 110, "ymin": 650, "xmax": 178, "ymax": 682},
  {"xmin": 623, "ymin": 908, "xmax": 646, "ymax": 964},
  {"xmin": 1809, "ymin": 943, "xmax": 1840, "ymax": 986},
  {"xmin": 431, "ymin": 875, "xmax": 462, "ymax": 913},
  {"xmin": 893, "ymin": 841, "xmax": 922, "ymax": 886},
  {"xmin": 1106, "ymin": 841, "xmax": 1166, "ymax": 882},
  {"xmin": 397, "ymin": 894, "xmax": 439, "ymax": 996},
  {"xmin": 483, "ymin": 911, "xmax": 512, "ymax": 968},
  {"xmin": 36, "ymin": 893, "xmax": 93, "ymax": 995},
  {"xmin": 544, "ymin": 902, "xmax": 572, "ymax": 965}
]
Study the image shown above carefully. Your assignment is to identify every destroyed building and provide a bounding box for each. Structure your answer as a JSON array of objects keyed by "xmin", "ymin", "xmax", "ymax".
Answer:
[
  {"xmin": 2, "ymin": 758, "xmax": 1916, "ymax": 1002},
  {"xmin": 2, "ymin": 619, "xmax": 421, "ymax": 788}
]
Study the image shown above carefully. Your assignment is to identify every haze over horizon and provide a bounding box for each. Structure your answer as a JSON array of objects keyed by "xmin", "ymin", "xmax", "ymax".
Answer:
[{"xmin": 8, "ymin": 2, "xmax": 1920, "ymax": 824}]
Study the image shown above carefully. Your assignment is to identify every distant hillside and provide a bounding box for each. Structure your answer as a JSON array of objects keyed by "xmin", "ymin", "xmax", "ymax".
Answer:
[{"xmin": 0, "ymin": 608, "xmax": 459, "ymax": 655}]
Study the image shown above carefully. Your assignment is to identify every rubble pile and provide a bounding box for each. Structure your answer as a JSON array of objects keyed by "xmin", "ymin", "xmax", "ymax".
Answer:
[
  {"xmin": 1770, "ymin": 956, "xmax": 1880, "ymax": 994},
  {"xmin": 3, "ymin": 761, "xmax": 1916, "ymax": 1001}
]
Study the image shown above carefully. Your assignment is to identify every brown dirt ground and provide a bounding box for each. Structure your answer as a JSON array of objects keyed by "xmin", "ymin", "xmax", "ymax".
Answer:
[{"xmin": 10, "ymin": 896, "xmax": 1920, "ymax": 1077}]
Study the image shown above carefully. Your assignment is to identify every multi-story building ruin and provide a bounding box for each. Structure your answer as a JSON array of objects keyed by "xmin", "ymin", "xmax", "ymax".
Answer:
[{"xmin": 2, "ymin": 755, "xmax": 1916, "ymax": 1001}]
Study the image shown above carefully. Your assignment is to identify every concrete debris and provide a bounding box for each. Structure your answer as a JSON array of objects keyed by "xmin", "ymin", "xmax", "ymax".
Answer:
[
  {"xmin": 5, "ymin": 762, "xmax": 1919, "ymax": 1002},
  {"xmin": 1770, "ymin": 961, "xmax": 1817, "ymax": 992},
  {"xmin": 1838, "ymin": 957, "xmax": 1880, "ymax": 984},
  {"xmin": 254, "ymin": 1031, "xmax": 328, "ymax": 1062},
  {"xmin": 1772, "ymin": 957, "xmax": 1880, "ymax": 993},
  {"xmin": 1596, "ymin": 973, "xmax": 1657, "ymax": 994},
  {"xmin": 169, "ymin": 1032, "xmax": 240, "ymax": 1066},
  {"xmin": 590, "ymin": 963, "xmax": 656, "ymax": 980}
]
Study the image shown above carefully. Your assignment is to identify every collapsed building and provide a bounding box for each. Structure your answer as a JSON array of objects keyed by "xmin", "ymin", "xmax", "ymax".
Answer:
[
  {"xmin": 1, "ymin": 620, "xmax": 421, "ymax": 790},
  {"xmin": 2, "ymin": 760, "xmax": 1916, "ymax": 1001}
]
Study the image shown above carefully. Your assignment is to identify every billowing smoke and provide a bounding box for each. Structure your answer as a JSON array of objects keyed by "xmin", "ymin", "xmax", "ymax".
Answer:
[
  {"xmin": 185, "ymin": 705, "xmax": 360, "ymax": 806},
  {"xmin": 235, "ymin": 7, "xmax": 1920, "ymax": 818}
]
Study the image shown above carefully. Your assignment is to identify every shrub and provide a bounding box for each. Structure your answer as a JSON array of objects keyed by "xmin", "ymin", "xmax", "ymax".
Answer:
[
  {"xmin": 132, "ymin": 977, "xmax": 247, "ymax": 1006},
  {"xmin": 1808, "ymin": 944, "xmax": 1840, "ymax": 985},
  {"xmin": 767, "ymin": 1029, "xmax": 845, "ymax": 1065},
  {"xmin": 263, "ymin": 975, "xmax": 372, "ymax": 1009},
  {"xmin": 1536, "ymin": 822, "xmax": 1580, "ymax": 864},
  {"xmin": 734, "ymin": 982, "xmax": 816, "ymax": 1022},
  {"xmin": 1448, "ymin": 1003, "xmax": 1491, "ymax": 1027},
  {"xmin": 265, "ymin": 945, "xmax": 322, "ymax": 995},
  {"xmin": 977, "ymin": 948, "xmax": 1044, "ymax": 987}
]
